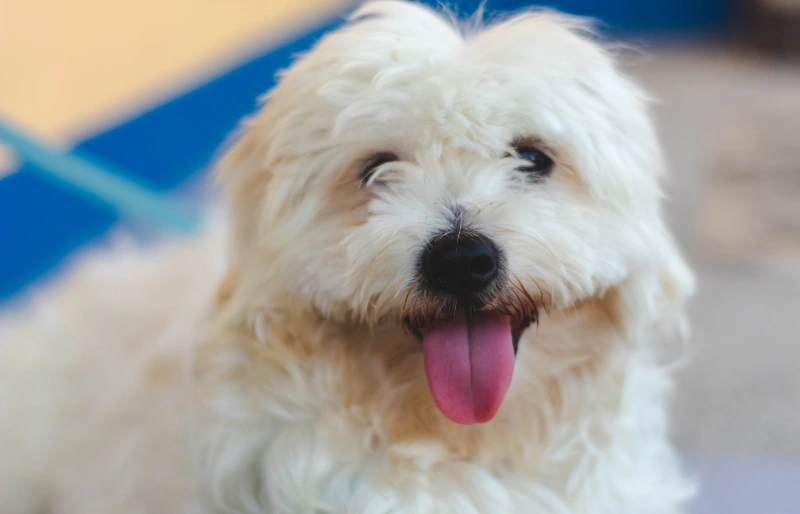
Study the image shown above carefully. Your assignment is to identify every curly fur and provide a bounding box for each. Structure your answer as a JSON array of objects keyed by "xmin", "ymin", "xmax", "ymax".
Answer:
[{"xmin": 0, "ymin": 2, "xmax": 695, "ymax": 513}]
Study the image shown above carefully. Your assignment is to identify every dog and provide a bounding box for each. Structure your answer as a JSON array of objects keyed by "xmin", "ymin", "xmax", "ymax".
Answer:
[{"xmin": 0, "ymin": 2, "xmax": 696, "ymax": 513}]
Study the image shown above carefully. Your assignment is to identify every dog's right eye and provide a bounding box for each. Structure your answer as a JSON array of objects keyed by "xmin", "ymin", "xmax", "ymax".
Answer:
[{"xmin": 360, "ymin": 152, "xmax": 399, "ymax": 185}]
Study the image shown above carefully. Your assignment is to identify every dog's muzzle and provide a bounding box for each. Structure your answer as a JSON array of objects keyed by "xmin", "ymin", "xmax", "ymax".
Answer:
[
  {"xmin": 406, "ymin": 230, "xmax": 537, "ymax": 425},
  {"xmin": 412, "ymin": 231, "xmax": 533, "ymax": 347}
]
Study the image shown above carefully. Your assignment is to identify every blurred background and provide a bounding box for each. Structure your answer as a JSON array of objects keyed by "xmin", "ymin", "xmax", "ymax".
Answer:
[{"xmin": 1, "ymin": 1, "xmax": 798, "ymax": 512}]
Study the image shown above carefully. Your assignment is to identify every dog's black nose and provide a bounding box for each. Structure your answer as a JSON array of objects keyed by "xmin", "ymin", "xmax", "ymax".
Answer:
[{"xmin": 422, "ymin": 233, "xmax": 500, "ymax": 295}]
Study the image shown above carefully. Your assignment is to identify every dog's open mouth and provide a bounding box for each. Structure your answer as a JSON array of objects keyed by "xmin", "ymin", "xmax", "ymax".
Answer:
[
  {"xmin": 407, "ymin": 313, "xmax": 534, "ymax": 425},
  {"xmin": 402, "ymin": 228, "xmax": 540, "ymax": 424}
]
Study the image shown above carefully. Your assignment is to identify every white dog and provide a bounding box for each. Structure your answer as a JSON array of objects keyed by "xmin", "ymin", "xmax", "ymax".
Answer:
[{"xmin": 0, "ymin": 2, "xmax": 696, "ymax": 513}]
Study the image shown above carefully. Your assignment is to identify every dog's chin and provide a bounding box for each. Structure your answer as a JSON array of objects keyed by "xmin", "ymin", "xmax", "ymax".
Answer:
[{"xmin": 402, "ymin": 308, "xmax": 535, "ymax": 425}]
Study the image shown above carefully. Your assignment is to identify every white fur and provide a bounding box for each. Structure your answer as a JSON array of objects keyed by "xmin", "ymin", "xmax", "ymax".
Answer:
[{"xmin": 0, "ymin": 2, "xmax": 695, "ymax": 513}]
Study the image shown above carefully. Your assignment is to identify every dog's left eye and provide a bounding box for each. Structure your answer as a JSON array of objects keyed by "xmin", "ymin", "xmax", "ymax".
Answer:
[
  {"xmin": 360, "ymin": 152, "xmax": 399, "ymax": 185},
  {"xmin": 511, "ymin": 143, "xmax": 554, "ymax": 178}
]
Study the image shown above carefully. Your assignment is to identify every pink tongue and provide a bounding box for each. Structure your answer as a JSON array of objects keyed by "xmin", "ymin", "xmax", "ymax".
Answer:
[{"xmin": 422, "ymin": 312, "xmax": 515, "ymax": 424}]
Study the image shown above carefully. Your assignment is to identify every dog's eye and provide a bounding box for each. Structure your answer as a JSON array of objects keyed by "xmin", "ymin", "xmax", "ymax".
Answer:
[
  {"xmin": 360, "ymin": 152, "xmax": 399, "ymax": 185},
  {"xmin": 512, "ymin": 143, "xmax": 554, "ymax": 178}
]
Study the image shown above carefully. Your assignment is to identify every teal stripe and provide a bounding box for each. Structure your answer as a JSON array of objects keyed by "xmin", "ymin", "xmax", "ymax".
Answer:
[{"xmin": 0, "ymin": 119, "xmax": 199, "ymax": 233}]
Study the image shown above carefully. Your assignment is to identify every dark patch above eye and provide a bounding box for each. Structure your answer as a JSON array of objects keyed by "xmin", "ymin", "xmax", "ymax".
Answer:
[
  {"xmin": 510, "ymin": 140, "xmax": 554, "ymax": 178},
  {"xmin": 360, "ymin": 152, "xmax": 399, "ymax": 184}
]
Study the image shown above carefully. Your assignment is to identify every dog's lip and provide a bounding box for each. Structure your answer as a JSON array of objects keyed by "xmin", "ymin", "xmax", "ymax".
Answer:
[
  {"xmin": 405, "ymin": 312, "xmax": 534, "ymax": 354},
  {"xmin": 510, "ymin": 315, "xmax": 534, "ymax": 353}
]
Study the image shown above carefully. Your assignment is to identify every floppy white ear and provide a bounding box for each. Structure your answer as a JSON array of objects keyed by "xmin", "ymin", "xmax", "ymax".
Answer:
[
  {"xmin": 207, "ymin": 108, "xmax": 280, "ymax": 328},
  {"xmin": 651, "ymin": 231, "xmax": 695, "ymax": 336},
  {"xmin": 214, "ymin": 112, "xmax": 275, "ymax": 263},
  {"xmin": 612, "ymin": 227, "xmax": 695, "ymax": 343}
]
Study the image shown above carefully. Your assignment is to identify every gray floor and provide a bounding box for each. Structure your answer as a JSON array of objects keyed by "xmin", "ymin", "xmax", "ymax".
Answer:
[
  {"xmin": 629, "ymin": 47, "xmax": 800, "ymax": 510},
  {"xmin": 686, "ymin": 453, "xmax": 800, "ymax": 514}
]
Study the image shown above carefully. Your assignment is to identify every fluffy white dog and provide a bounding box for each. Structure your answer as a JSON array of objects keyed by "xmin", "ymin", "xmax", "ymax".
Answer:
[{"xmin": 0, "ymin": 2, "xmax": 696, "ymax": 513}]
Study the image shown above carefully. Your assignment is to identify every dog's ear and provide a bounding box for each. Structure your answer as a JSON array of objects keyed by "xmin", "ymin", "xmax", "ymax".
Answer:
[
  {"xmin": 649, "ymin": 231, "xmax": 695, "ymax": 337},
  {"xmin": 211, "ymin": 112, "xmax": 277, "ymax": 322},
  {"xmin": 610, "ymin": 228, "xmax": 695, "ymax": 343},
  {"xmin": 215, "ymin": 115, "xmax": 274, "ymax": 263}
]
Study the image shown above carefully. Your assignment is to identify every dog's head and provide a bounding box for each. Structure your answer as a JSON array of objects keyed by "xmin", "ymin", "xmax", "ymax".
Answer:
[{"xmin": 217, "ymin": 1, "xmax": 693, "ymax": 425}]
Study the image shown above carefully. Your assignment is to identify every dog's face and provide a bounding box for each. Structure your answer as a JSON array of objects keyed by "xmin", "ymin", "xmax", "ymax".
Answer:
[{"xmin": 220, "ymin": 1, "xmax": 691, "ymax": 425}]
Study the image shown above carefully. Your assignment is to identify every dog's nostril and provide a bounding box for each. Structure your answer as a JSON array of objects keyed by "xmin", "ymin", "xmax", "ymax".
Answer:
[
  {"xmin": 470, "ymin": 254, "xmax": 495, "ymax": 277},
  {"xmin": 422, "ymin": 233, "xmax": 500, "ymax": 296}
]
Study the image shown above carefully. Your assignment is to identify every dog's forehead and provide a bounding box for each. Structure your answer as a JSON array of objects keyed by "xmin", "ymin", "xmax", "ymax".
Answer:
[{"xmin": 316, "ymin": 9, "xmax": 613, "ymax": 156}]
